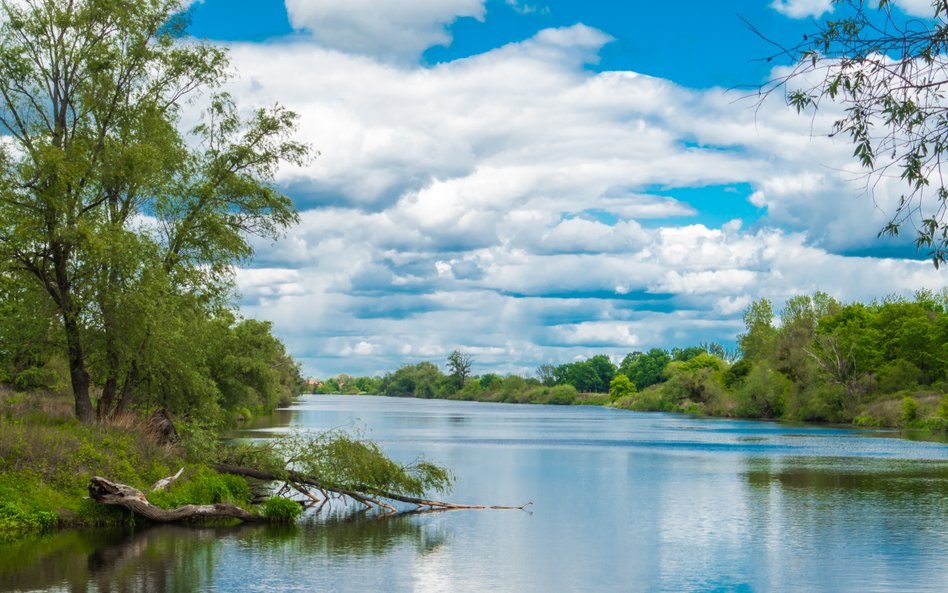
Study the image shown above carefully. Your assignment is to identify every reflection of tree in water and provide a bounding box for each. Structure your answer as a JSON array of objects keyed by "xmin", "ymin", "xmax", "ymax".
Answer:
[
  {"xmin": 743, "ymin": 457, "xmax": 948, "ymax": 501},
  {"xmin": 0, "ymin": 525, "xmax": 220, "ymax": 593},
  {"xmin": 246, "ymin": 512, "xmax": 446, "ymax": 558},
  {"xmin": 741, "ymin": 457, "xmax": 948, "ymax": 582},
  {"xmin": 0, "ymin": 513, "xmax": 443, "ymax": 593}
]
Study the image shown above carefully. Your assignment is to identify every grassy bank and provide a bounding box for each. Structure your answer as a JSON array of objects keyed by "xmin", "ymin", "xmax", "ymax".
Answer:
[
  {"xmin": 0, "ymin": 389, "xmax": 257, "ymax": 540},
  {"xmin": 610, "ymin": 383, "xmax": 948, "ymax": 434}
]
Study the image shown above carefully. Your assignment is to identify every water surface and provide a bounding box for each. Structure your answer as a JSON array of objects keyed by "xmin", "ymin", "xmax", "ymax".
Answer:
[{"xmin": 3, "ymin": 395, "xmax": 947, "ymax": 592}]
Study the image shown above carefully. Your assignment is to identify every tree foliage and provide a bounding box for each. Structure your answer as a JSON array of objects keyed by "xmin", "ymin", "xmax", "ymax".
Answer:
[
  {"xmin": 446, "ymin": 350, "xmax": 473, "ymax": 389},
  {"xmin": 770, "ymin": 0, "xmax": 948, "ymax": 266},
  {"xmin": 0, "ymin": 0, "xmax": 308, "ymax": 421}
]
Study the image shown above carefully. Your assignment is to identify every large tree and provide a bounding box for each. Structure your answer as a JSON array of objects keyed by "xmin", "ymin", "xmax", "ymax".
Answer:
[
  {"xmin": 770, "ymin": 0, "xmax": 948, "ymax": 266},
  {"xmin": 0, "ymin": 0, "xmax": 308, "ymax": 421}
]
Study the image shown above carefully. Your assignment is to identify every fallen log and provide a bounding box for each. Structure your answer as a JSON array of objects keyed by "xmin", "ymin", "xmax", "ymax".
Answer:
[
  {"xmin": 88, "ymin": 476, "xmax": 265, "ymax": 523},
  {"xmin": 212, "ymin": 464, "xmax": 532, "ymax": 512}
]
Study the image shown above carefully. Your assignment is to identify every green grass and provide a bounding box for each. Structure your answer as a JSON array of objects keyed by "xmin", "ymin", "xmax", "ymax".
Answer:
[
  {"xmin": 0, "ymin": 389, "xmax": 193, "ymax": 536},
  {"xmin": 260, "ymin": 496, "xmax": 303, "ymax": 522},
  {"xmin": 147, "ymin": 466, "xmax": 250, "ymax": 508}
]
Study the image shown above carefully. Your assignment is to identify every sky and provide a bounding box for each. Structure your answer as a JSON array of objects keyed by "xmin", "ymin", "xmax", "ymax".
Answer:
[{"xmin": 184, "ymin": 0, "xmax": 948, "ymax": 379}]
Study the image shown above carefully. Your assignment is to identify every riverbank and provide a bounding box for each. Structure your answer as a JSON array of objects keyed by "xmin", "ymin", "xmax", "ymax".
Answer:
[
  {"xmin": 347, "ymin": 386, "xmax": 948, "ymax": 440},
  {"xmin": 0, "ymin": 390, "xmax": 257, "ymax": 540},
  {"xmin": 0, "ymin": 389, "xmax": 460, "ymax": 541}
]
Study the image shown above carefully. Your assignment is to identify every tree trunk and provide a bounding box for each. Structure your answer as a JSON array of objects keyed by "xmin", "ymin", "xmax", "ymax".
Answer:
[
  {"xmin": 63, "ymin": 312, "xmax": 94, "ymax": 423},
  {"xmin": 88, "ymin": 476, "xmax": 264, "ymax": 523}
]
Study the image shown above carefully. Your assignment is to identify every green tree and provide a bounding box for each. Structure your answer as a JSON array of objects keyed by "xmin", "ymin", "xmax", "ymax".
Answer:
[
  {"xmin": 535, "ymin": 364, "xmax": 556, "ymax": 387},
  {"xmin": 774, "ymin": 0, "xmax": 948, "ymax": 266},
  {"xmin": 0, "ymin": 0, "xmax": 307, "ymax": 421},
  {"xmin": 609, "ymin": 374, "xmax": 636, "ymax": 402},
  {"xmin": 446, "ymin": 350, "xmax": 473, "ymax": 390},
  {"xmin": 809, "ymin": 303, "xmax": 882, "ymax": 410},
  {"xmin": 619, "ymin": 348, "xmax": 671, "ymax": 390},
  {"xmin": 771, "ymin": 292, "xmax": 840, "ymax": 387},
  {"xmin": 661, "ymin": 353, "xmax": 728, "ymax": 405},
  {"xmin": 739, "ymin": 299, "xmax": 777, "ymax": 362},
  {"xmin": 382, "ymin": 362, "xmax": 443, "ymax": 398}
]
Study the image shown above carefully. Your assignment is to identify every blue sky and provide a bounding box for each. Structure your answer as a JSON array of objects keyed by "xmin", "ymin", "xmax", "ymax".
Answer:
[{"xmin": 184, "ymin": 0, "xmax": 947, "ymax": 379}]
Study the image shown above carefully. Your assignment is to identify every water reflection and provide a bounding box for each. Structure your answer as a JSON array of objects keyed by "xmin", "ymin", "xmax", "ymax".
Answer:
[
  {"xmin": 0, "ymin": 526, "xmax": 219, "ymax": 593},
  {"xmin": 741, "ymin": 457, "xmax": 948, "ymax": 593},
  {"xmin": 3, "ymin": 396, "xmax": 948, "ymax": 593},
  {"xmin": 0, "ymin": 514, "xmax": 440, "ymax": 593},
  {"xmin": 744, "ymin": 456, "xmax": 948, "ymax": 498}
]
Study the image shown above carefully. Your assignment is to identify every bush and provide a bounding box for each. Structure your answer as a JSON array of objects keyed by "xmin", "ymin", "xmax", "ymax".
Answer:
[
  {"xmin": 260, "ymin": 496, "xmax": 303, "ymax": 522},
  {"xmin": 609, "ymin": 375, "xmax": 636, "ymax": 402},
  {"xmin": 0, "ymin": 500, "xmax": 58, "ymax": 536},
  {"xmin": 902, "ymin": 396, "xmax": 919, "ymax": 425},
  {"xmin": 877, "ymin": 359, "xmax": 926, "ymax": 394},
  {"xmin": 733, "ymin": 365, "xmax": 790, "ymax": 418}
]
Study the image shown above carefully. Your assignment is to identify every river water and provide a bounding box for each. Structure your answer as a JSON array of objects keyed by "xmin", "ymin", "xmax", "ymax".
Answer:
[{"xmin": 2, "ymin": 394, "xmax": 948, "ymax": 593}]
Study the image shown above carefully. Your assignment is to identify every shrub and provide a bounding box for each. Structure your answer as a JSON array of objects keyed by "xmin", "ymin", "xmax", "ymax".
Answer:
[
  {"xmin": 260, "ymin": 496, "xmax": 303, "ymax": 522},
  {"xmin": 902, "ymin": 396, "xmax": 919, "ymax": 425},
  {"xmin": 609, "ymin": 375, "xmax": 636, "ymax": 402}
]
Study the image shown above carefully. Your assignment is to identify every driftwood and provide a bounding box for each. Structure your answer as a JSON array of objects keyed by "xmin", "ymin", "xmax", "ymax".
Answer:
[
  {"xmin": 88, "ymin": 476, "xmax": 265, "ymax": 523},
  {"xmin": 149, "ymin": 467, "xmax": 184, "ymax": 493}
]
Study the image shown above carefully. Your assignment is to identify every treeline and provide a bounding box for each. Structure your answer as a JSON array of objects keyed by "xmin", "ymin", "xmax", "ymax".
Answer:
[
  {"xmin": 315, "ymin": 290, "xmax": 948, "ymax": 430},
  {"xmin": 312, "ymin": 347, "xmax": 727, "ymax": 407}
]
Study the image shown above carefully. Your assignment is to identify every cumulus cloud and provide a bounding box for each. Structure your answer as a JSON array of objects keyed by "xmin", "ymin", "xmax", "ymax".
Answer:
[
  {"xmin": 221, "ymin": 24, "xmax": 948, "ymax": 378},
  {"xmin": 891, "ymin": 0, "xmax": 935, "ymax": 17},
  {"xmin": 283, "ymin": 0, "xmax": 486, "ymax": 61},
  {"xmin": 770, "ymin": 0, "xmax": 833, "ymax": 19}
]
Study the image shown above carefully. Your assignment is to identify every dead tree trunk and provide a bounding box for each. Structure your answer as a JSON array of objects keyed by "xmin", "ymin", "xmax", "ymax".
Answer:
[
  {"xmin": 88, "ymin": 477, "xmax": 265, "ymax": 523},
  {"xmin": 211, "ymin": 464, "xmax": 531, "ymax": 512}
]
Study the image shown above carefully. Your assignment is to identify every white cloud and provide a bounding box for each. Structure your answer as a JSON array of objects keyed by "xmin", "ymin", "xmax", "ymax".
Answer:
[
  {"xmin": 891, "ymin": 0, "xmax": 934, "ymax": 17},
  {"xmin": 341, "ymin": 341, "xmax": 377, "ymax": 356},
  {"xmin": 553, "ymin": 322, "xmax": 640, "ymax": 348},
  {"xmin": 771, "ymin": 0, "xmax": 833, "ymax": 19},
  {"xmin": 283, "ymin": 0, "xmax": 486, "ymax": 61},
  {"xmin": 220, "ymin": 25, "xmax": 948, "ymax": 378}
]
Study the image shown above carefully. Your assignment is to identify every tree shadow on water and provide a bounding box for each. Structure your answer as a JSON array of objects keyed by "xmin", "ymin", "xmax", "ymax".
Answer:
[{"xmin": 0, "ymin": 512, "xmax": 442, "ymax": 593}]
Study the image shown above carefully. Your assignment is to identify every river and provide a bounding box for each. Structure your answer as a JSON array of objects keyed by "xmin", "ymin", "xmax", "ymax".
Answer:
[{"xmin": 3, "ymin": 394, "xmax": 948, "ymax": 592}]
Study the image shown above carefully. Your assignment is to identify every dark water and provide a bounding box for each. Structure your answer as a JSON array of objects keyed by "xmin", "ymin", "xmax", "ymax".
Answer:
[{"xmin": 3, "ymin": 395, "xmax": 948, "ymax": 593}]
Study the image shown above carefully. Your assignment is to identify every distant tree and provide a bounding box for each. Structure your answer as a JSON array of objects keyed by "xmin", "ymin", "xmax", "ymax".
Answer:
[
  {"xmin": 480, "ymin": 373, "xmax": 503, "ymax": 390},
  {"xmin": 446, "ymin": 350, "xmax": 473, "ymax": 390},
  {"xmin": 554, "ymin": 358, "xmax": 613, "ymax": 393},
  {"xmin": 535, "ymin": 364, "xmax": 557, "ymax": 387},
  {"xmin": 808, "ymin": 304, "xmax": 882, "ymax": 409},
  {"xmin": 353, "ymin": 376, "xmax": 383, "ymax": 394},
  {"xmin": 383, "ymin": 362, "xmax": 443, "ymax": 398},
  {"xmin": 619, "ymin": 349, "xmax": 672, "ymax": 390},
  {"xmin": 739, "ymin": 299, "xmax": 777, "ymax": 361},
  {"xmin": 587, "ymin": 354, "xmax": 618, "ymax": 393},
  {"xmin": 609, "ymin": 374, "xmax": 636, "ymax": 402},
  {"xmin": 671, "ymin": 346, "xmax": 705, "ymax": 362}
]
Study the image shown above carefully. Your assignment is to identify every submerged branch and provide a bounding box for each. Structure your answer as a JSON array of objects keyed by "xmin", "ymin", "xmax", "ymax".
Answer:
[{"xmin": 212, "ymin": 464, "xmax": 531, "ymax": 513}]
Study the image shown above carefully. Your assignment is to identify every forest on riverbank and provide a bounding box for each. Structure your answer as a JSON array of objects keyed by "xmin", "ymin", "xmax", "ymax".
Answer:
[{"xmin": 314, "ymin": 290, "xmax": 948, "ymax": 431}]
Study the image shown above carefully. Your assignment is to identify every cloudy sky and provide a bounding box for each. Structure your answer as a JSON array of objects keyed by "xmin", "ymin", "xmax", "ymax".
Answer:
[{"xmin": 187, "ymin": 0, "xmax": 947, "ymax": 379}]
